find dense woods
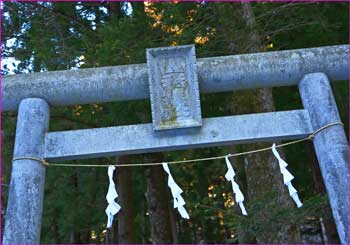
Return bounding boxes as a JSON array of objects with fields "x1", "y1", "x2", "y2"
[{"x1": 1, "y1": 2, "x2": 349, "y2": 244}]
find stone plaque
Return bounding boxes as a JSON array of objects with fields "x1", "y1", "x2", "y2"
[{"x1": 147, "y1": 45, "x2": 202, "y2": 130}]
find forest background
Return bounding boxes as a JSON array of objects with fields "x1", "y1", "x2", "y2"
[{"x1": 1, "y1": 1, "x2": 349, "y2": 244}]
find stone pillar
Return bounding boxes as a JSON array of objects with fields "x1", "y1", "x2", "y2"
[
  {"x1": 3, "y1": 98, "x2": 50, "y2": 244},
  {"x1": 298, "y1": 73, "x2": 349, "y2": 244}
]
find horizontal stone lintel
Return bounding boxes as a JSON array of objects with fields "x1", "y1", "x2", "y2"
[
  {"x1": 3, "y1": 45, "x2": 348, "y2": 111},
  {"x1": 44, "y1": 109, "x2": 313, "y2": 161}
]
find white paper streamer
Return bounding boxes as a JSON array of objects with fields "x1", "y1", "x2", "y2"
[
  {"x1": 162, "y1": 163, "x2": 190, "y2": 219},
  {"x1": 272, "y1": 144, "x2": 303, "y2": 208},
  {"x1": 105, "y1": 166, "x2": 121, "y2": 228},
  {"x1": 225, "y1": 156, "x2": 248, "y2": 215}
]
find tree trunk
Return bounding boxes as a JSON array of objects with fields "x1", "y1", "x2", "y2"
[
  {"x1": 70, "y1": 171, "x2": 82, "y2": 243},
  {"x1": 169, "y1": 205, "x2": 179, "y2": 243},
  {"x1": 115, "y1": 155, "x2": 136, "y2": 244},
  {"x1": 108, "y1": 2, "x2": 121, "y2": 20},
  {"x1": 144, "y1": 153, "x2": 173, "y2": 244},
  {"x1": 233, "y1": 2, "x2": 302, "y2": 243}
]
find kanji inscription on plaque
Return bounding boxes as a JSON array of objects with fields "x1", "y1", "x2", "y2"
[{"x1": 146, "y1": 45, "x2": 202, "y2": 130}]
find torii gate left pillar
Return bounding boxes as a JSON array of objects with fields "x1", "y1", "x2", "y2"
[{"x1": 3, "y1": 98, "x2": 50, "y2": 244}]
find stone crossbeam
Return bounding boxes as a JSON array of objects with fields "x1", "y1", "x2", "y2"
[
  {"x1": 2, "y1": 45, "x2": 348, "y2": 112},
  {"x1": 44, "y1": 109, "x2": 312, "y2": 161}
]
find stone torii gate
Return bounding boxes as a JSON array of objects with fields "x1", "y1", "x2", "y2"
[{"x1": 2, "y1": 45, "x2": 349, "y2": 244}]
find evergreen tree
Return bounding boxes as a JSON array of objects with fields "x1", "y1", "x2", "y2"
[{"x1": 1, "y1": 2, "x2": 348, "y2": 243}]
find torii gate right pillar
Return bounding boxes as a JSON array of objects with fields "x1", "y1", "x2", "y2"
[{"x1": 299, "y1": 73, "x2": 349, "y2": 244}]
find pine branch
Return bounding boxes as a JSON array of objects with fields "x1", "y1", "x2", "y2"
[{"x1": 24, "y1": 2, "x2": 98, "y2": 36}]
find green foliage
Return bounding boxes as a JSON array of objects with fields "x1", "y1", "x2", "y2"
[
  {"x1": 1, "y1": 2, "x2": 348, "y2": 243},
  {"x1": 226, "y1": 192, "x2": 331, "y2": 241}
]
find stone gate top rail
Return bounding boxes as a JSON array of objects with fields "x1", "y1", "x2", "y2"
[{"x1": 2, "y1": 45, "x2": 349, "y2": 111}]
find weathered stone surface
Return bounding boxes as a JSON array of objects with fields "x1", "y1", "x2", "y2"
[
  {"x1": 2, "y1": 45, "x2": 348, "y2": 111},
  {"x1": 2, "y1": 46, "x2": 349, "y2": 245},
  {"x1": 3, "y1": 98, "x2": 50, "y2": 244},
  {"x1": 299, "y1": 73, "x2": 349, "y2": 244},
  {"x1": 44, "y1": 110, "x2": 312, "y2": 161},
  {"x1": 147, "y1": 45, "x2": 202, "y2": 130}
]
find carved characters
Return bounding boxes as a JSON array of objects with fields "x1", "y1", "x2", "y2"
[
  {"x1": 147, "y1": 45, "x2": 202, "y2": 130},
  {"x1": 158, "y1": 56, "x2": 191, "y2": 123}
]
